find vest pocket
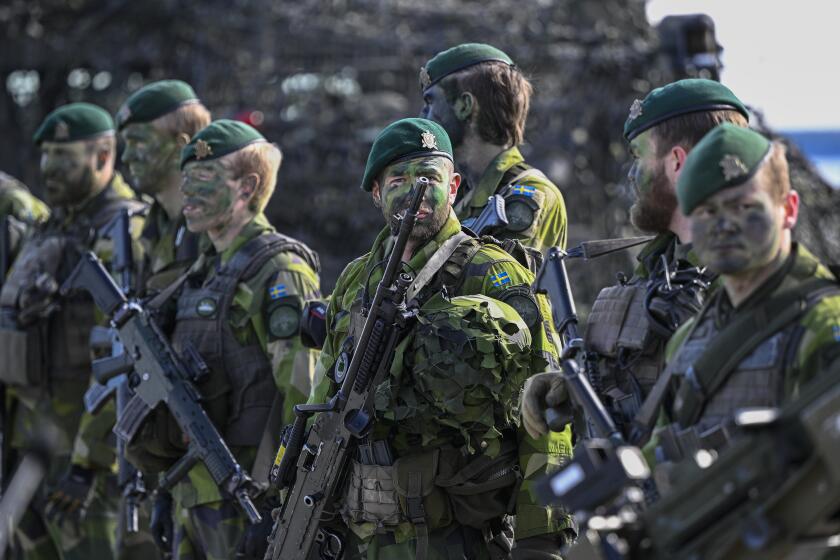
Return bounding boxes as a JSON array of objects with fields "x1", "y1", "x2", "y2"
[{"x1": 0, "y1": 322, "x2": 45, "y2": 387}]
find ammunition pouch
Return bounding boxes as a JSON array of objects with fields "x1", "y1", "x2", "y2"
[
  {"x1": 585, "y1": 284, "x2": 653, "y2": 358},
  {"x1": 343, "y1": 460, "x2": 405, "y2": 528},
  {"x1": 0, "y1": 317, "x2": 46, "y2": 387}
]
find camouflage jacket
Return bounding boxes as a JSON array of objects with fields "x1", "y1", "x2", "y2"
[
  {"x1": 310, "y1": 212, "x2": 574, "y2": 541},
  {"x1": 453, "y1": 146, "x2": 567, "y2": 252},
  {"x1": 0, "y1": 171, "x2": 50, "y2": 263},
  {"x1": 172, "y1": 213, "x2": 321, "y2": 509}
]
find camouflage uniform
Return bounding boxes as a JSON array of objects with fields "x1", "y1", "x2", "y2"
[
  {"x1": 653, "y1": 244, "x2": 840, "y2": 477},
  {"x1": 310, "y1": 213, "x2": 575, "y2": 559},
  {"x1": 158, "y1": 214, "x2": 320, "y2": 560},
  {"x1": 583, "y1": 232, "x2": 714, "y2": 437},
  {"x1": 0, "y1": 172, "x2": 146, "y2": 560},
  {"x1": 454, "y1": 147, "x2": 567, "y2": 253}
]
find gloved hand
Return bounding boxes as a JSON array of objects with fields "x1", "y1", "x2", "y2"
[
  {"x1": 521, "y1": 372, "x2": 570, "y2": 439},
  {"x1": 235, "y1": 506, "x2": 276, "y2": 559},
  {"x1": 44, "y1": 464, "x2": 96, "y2": 526},
  {"x1": 149, "y1": 490, "x2": 174, "y2": 555}
]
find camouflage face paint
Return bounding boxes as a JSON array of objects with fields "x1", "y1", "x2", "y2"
[
  {"x1": 690, "y1": 177, "x2": 783, "y2": 276},
  {"x1": 379, "y1": 156, "x2": 452, "y2": 243},
  {"x1": 181, "y1": 159, "x2": 237, "y2": 235},
  {"x1": 628, "y1": 131, "x2": 677, "y2": 234},
  {"x1": 121, "y1": 122, "x2": 181, "y2": 195},
  {"x1": 39, "y1": 140, "x2": 97, "y2": 206},
  {"x1": 420, "y1": 85, "x2": 465, "y2": 148}
]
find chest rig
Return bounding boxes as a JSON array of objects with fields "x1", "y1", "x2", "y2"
[
  {"x1": 0, "y1": 193, "x2": 143, "y2": 388},
  {"x1": 169, "y1": 232, "x2": 318, "y2": 450},
  {"x1": 584, "y1": 245, "x2": 713, "y2": 436},
  {"x1": 655, "y1": 263, "x2": 840, "y2": 463}
]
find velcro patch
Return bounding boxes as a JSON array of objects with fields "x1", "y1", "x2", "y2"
[{"x1": 268, "y1": 283, "x2": 288, "y2": 300}]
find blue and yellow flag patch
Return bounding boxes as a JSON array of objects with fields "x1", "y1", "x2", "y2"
[
  {"x1": 510, "y1": 184, "x2": 536, "y2": 197},
  {"x1": 269, "y1": 283, "x2": 288, "y2": 300},
  {"x1": 490, "y1": 271, "x2": 511, "y2": 288}
]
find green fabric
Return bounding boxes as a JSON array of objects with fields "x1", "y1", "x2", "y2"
[
  {"x1": 421, "y1": 43, "x2": 514, "y2": 90},
  {"x1": 117, "y1": 80, "x2": 199, "y2": 130},
  {"x1": 180, "y1": 119, "x2": 266, "y2": 168},
  {"x1": 677, "y1": 123, "x2": 771, "y2": 215},
  {"x1": 34, "y1": 102, "x2": 115, "y2": 145},
  {"x1": 623, "y1": 79, "x2": 748, "y2": 141},
  {"x1": 171, "y1": 213, "x2": 320, "y2": 508},
  {"x1": 0, "y1": 171, "x2": 50, "y2": 225},
  {"x1": 174, "y1": 499, "x2": 245, "y2": 560},
  {"x1": 360, "y1": 118, "x2": 453, "y2": 191},
  {"x1": 310, "y1": 212, "x2": 574, "y2": 543},
  {"x1": 453, "y1": 146, "x2": 567, "y2": 251}
]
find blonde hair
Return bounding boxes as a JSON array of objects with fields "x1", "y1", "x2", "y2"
[
  {"x1": 152, "y1": 102, "x2": 212, "y2": 138},
  {"x1": 761, "y1": 141, "x2": 790, "y2": 203},
  {"x1": 225, "y1": 142, "x2": 283, "y2": 212}
]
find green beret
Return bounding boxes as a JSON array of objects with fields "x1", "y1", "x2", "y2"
[
  {"x1": 623, "y1": 79, "x2": 748, "y2": 141},
  {"x1": 33, "y1": 103, "x2": 114, "y2": 145},
  {"x1": 117, "y1": 80, "x2": 200, "y2": 130},
  {"x1": 361, "y1": 118, "x2": 453, "y2": 192},
  {"x1": 180, "y1": 119, "x2": 266, "y2": 169},
  {"x1": 677, "y1": 123, "x2": 771, "y2": 215},
  {"x1": 420, "y1": 43, "x2": 514, "y2": 91}
]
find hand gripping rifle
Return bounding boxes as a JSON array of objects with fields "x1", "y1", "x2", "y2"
[
  {"x1": 263, "y1": 178, "x2": 429, "y2": 560},
  {"x1": 61, "y1": 251, "x2": 262, "y2": 525}
]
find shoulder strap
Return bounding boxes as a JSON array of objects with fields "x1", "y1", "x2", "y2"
[
  {"x1": 406, "y1": 231, "x2": 470, "y2": 302},
  {"x1": 673, "y1": 277, "x2": 840, "y2": 426},
  {"x1": 438, "y1": 232, "x2": 484, "y2": 297}
]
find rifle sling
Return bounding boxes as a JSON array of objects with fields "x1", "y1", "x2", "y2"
[
  {"x1": 672, "y1": 277, "x2": 840, "y2": 427},
  {"x1": 405, "y1": 232, "x2": 470, "y2": 303}
]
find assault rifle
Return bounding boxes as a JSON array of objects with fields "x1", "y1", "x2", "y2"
[
  {"x1": 264, "y1": 177, "x2": 429, "y2": 560},
  {"x1": 61, "y1": 251, "x2": 262, "y2": 525},
  {"x1": 461, "y1": 194, "x2": 508, "y2": 235},
  {"x1": 547, "y1": 359, "x2": 840, "y2": 560},
  {"x1": 80, "y1": 208, "x2": 147, "y2": 533}
]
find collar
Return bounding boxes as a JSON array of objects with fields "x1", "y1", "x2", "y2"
[
  {"x1": 208, "y1": 213, "x2": 275, "y2": 266},
  {"x1": 464, "y1": 146, "x2": 524, "y2": 209},
  {"x1": 368, "y1": 210, "x2": 463, "y2": 279}
]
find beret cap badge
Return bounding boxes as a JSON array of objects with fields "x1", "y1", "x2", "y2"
[
  {"x1": 194, "y1": 139, "x2": 213, "y2": 160},
  {"x1": 419, "y1": 67, "x2": 431, "y2": 90},
  {"x1": 720, "y1": 154, "x2": 749, "y2": 181},
  {"x1": 628, "y1": 99, "x2": 643, "y2": 121},
  {"x1": 54, "y1": 120, "x2": 70, "y2": 140},
  {"x1": 420, "y1": 130, "x2": 438, "y2": 150}
]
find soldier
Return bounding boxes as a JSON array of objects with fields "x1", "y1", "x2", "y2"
[
  {"x1": 649, "y1": 123, "x2": 840, "y2": 485},
  {"x1": 126, "y1": 119, "x2": 321, "y2": 560},
  {"x1": 0, "y1": 103, "x2": 146, "y2": 559},
  {"x1": 66, "y1": 80, "x2": 212, "y2": 560},
  {"x1": 305, "y1": 118, "x2": 574, "y2": 559},
  {"x1": 418, "y1": 43, "x2": 567, "y2": 252},
  {"x1": 0, "y1": 171, "x2": 49, "y2": 264},
  {"x1": 521, "y1": 79, "x2": 750, "y2": 441}
]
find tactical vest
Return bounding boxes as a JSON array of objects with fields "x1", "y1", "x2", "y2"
[
  {"x1": 655, "y1": 257, "x2": 840, "y2": 463},
  {"x1": 584, "y1": 246, "x2": 712, "y2": 434},
  {"x1": 0, "y1": 190, "x2": 145, "y2": 389},
  {"x1": 169, "y1": 232, "x2": 319, "y2": 452}
]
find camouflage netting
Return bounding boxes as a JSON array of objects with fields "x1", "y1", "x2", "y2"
[{"x1": 2, "y1": 0, "x2": 838, "y2": 301}]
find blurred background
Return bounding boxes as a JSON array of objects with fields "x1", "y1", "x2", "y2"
[{"x1": 2, "y1": 0, "x2": 838, "y2": 303}]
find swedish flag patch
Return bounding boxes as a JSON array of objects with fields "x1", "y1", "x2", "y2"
[
  {"x1": 510, "y1": 184, "x2": 536, "y2": 197},
  {"x1": 833, "y1": 324, "x2": 840, "y2": 342},
  {"x1": 490, "y1": 271, "x2": 511, "y2": 288},
  {"x1": 269, "y1": 283, "x2": 288, "y2": 300}
]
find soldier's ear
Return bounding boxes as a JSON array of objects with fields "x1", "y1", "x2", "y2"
[
  {"x1": 453, "y1": 92, "x2": 475, "y2": 121},
  {"x1": 371, "y1": 181, "x2": 382, "y2": 208},
  {"x1": 175, "y1": 133, "x2": 190, "y2": 149},
  {"x1": 448, "y1": 171, "x2": 461, "y2": 204},
  {"x1": 239, "y1": 173, "x2": 259, "y2": 201}
]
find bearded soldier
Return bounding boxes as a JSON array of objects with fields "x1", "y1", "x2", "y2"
[
  {"x1": 301, "y1": 118, "x2": 574, "y2": 559},
  {"x1": 419, "y1": 43, "x2": 567, "y2": 252},
  {"x1": 650, "y1": 124, "x2": 840, "y2": 487},
  {"x1": 521, "y1": 80, "x2": 750, "y2": 441},
  {"x1": 0, "y1": 103, "x2": 146, "y2": 559},
  {"x1": 122, "y1": 120, "x2": 320, "y2": 560}
]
